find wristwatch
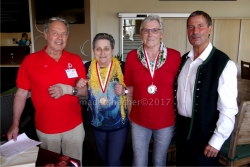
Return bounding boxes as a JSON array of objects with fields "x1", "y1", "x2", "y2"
[
  {"x1": 124, "y1": 87, "x2": 128, "y2": 95},
  {"x1": 72, "y1": 87, "x2": 78, "y2": 96}
]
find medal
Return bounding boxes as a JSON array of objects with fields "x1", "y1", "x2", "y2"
[
  {"x1": 96, "y1": 61, "x2": 113, "y2": 104},
  {"x1": 148, "y1": 84, "x2": 157, "y2": 94},
  {"x1": 100, "y1": 97, "x2": 109, "y2": 105},
  {"x1": 144, "y1": 48, "x2": 160, "y2": 94}
]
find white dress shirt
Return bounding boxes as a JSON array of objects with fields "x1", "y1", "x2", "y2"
[{"x1": 177, "y1": 43, "x2": 238, "y2": 150}]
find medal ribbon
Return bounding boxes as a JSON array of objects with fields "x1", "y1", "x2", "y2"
[
  {"x1": 96, "y1": 60, "x2": 113, "y2": 93},
  {"x1": 143, "y1": 47, "x2": 160, "y2": 83}
]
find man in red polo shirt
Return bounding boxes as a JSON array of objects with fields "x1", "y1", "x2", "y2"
[{"x1": 7, "y1": 17, "x2": 87, "y2": 165}]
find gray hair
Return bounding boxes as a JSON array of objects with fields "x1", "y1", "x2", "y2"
[
  {"x1": 140, "y1": 15, "x2": 164, "y2": 33},
  {"x1": 92, "y1": 33, "x2": 115, "y2": 50},
  {"x1": 187, "y1": 10, "x2": 212, "y2": 28},
  {"x1": 43, "y1": 17, "x2": 70, "y2": 34}
]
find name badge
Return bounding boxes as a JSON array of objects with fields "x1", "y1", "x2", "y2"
[{"x1": 65, "y1": 69, "x2": 78, "y2": 78}]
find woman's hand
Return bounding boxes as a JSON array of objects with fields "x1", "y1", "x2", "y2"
[
  {"x1": 115, "y1": 83, "x2": 125, "y2": 95},
  {"x1": 48, "y1": 84, "x2": 72, "y2": 99},
  {"x1": 76, "y1": 78, "x2": 88, "y2": 88}
]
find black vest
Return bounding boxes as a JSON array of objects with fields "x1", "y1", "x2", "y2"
[{"x1": 174, "y1": 47, "x2": 230, "y2": 141}]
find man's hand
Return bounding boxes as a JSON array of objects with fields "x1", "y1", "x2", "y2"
[
  {"x1": 204, "y1": 144, "x2": 219, "y2": 157},
  {"x1": 48, "y1": 84, "x2": 73, "y2": 99},
  {"x1": 7, "y1": 88, "x2": 29, "y2": 142},
  {"x1": 76, "y1": 78, "x2": 88, "y2": 88},
  {"x1": 7, "y1": 124, "x2": 19, "y2": 141}
]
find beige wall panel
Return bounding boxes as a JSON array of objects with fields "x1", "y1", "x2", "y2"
[
  {"x1": 0, "y1": 33, "x2": 8, "y2": 46},
  {"x1": 91, "y1": 0, "x2": 250, "y2": 57},
  {"x1": 239, "y1": 19, "x2": 250, "y2": 62},
  {"x1": 213, "y1": 19, "x2": 241, "y2": 62},
  {"x1": 186, "y1": 20, "x2": 214, "y2": 53},
  {"x1": 162, "y1": 19, "x2": 187, "y2": 55}
]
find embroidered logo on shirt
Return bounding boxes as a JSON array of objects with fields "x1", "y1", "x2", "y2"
[{"x1": 68, "y1": 63, "x2": 72, "y2": 69}]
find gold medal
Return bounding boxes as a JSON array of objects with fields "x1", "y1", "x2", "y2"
[{"x1": 100, "y1": 97, "x2": 109, "y2": 105}]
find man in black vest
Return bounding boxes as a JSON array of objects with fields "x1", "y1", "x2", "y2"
[{"x1": 175, "y1": 10, "x2": 238, "y2": 166}]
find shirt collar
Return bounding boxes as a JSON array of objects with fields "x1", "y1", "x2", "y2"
[{"x1": 187, "y1": 43, "x2": 213, "y2": 61}]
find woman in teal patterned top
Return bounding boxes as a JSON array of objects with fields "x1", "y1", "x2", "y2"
[{"x1": 77, "y1": 33, "x2": 129, "y2": 166}]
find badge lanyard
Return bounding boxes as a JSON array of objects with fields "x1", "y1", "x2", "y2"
[
  {"x1": 96, "y1": 61, "x2": 113, "y2": 93},
  {"x1": 143, "y1": 47, "x2": 160, "y2": 84}
]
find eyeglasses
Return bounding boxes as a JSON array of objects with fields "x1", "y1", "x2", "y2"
[
  {"x1": 50, "y1": 31, "x2": 68, "y2": 38},
  {"x1": 141, "y1": 28, "x2": 161, "y2": 34}
]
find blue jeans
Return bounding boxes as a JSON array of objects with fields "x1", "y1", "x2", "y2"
[
  {"x1": 92, "y1": 126, "x2": 129, "y2": 167},
  {"x1": 131, "y1": 121, "x2": 174, "y2": 167}
]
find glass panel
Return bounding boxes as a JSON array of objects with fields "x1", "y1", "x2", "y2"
[{"x1": 122, "y1": 19, "x2": 143, "y2": 61}]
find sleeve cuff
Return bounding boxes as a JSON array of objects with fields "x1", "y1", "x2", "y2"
[{"x1": 208, "y1": 134, "x2": 225, "y2": 150}]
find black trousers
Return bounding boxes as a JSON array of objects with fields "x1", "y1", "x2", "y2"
[
  {"x1": 92, "y1": 126, "x2": 129, "y2": 166},
  {"x1": 176, "y1": 114, "x2": 220, "y2": 166}
]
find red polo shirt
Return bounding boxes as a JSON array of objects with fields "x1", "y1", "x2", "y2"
[
  {"x1": 124, "y1": 48, "x2": 181, "y2": 129},
  {"x1": 16, "y1": 47, "x2": 86, "y2": 133}
]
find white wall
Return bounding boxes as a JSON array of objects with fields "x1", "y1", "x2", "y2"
[{"x1": 90, "y1": 0, "x2": 250, "y2": 56}]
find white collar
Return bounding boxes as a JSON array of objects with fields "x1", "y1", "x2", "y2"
[{"x1": 187, "y1": 43, "x2": 213, "y2": 62}]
